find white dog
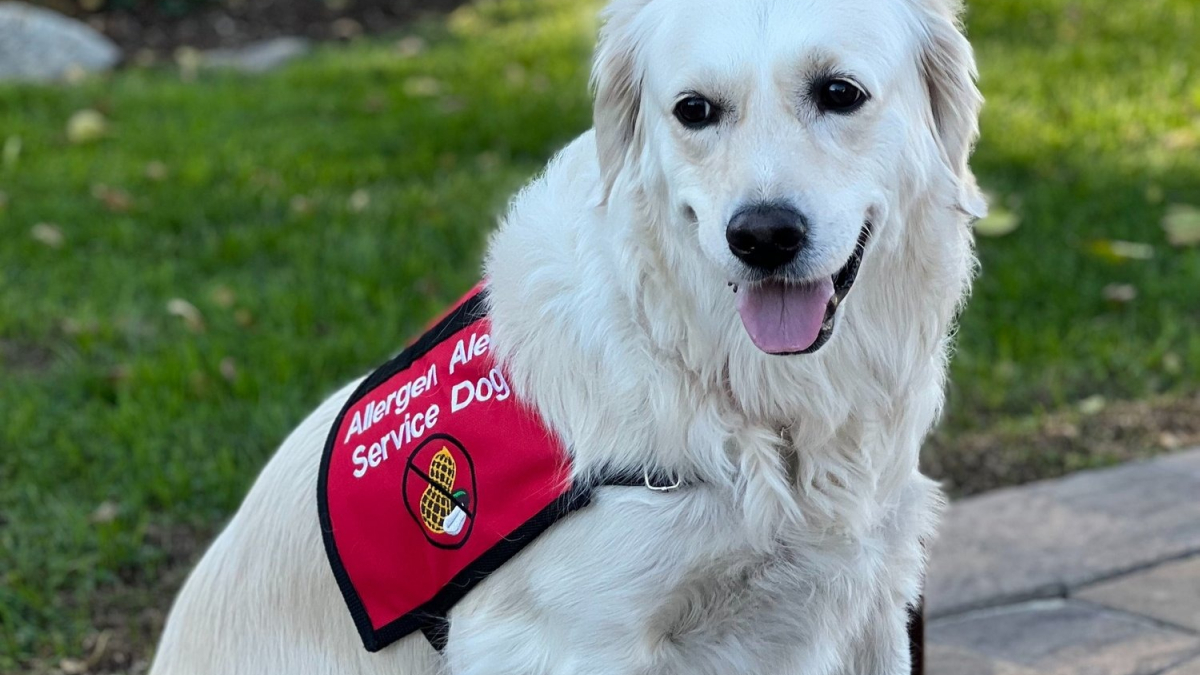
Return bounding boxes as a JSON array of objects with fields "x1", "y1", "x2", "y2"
[{"x1": 151, "y1": 0, "x2": 984, "y2": 672}]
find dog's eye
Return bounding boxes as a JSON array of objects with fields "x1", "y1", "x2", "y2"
[
  {"x1": 674, "y1": 96, "x2": 719, "y2": 128},
  {"x1": 817, "y1": 79, "x2": 867, "y2": 113}
]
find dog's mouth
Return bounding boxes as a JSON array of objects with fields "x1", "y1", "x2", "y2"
[{"x1": 733, "y1": 223, "x2": 872, "y2": 355}]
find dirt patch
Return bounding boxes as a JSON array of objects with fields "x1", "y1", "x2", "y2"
[
  {"x1": 925, "y1": 393, "x2": 1200, "y2": 497},
  {"x1": 33, "y1": 0, "x2": 467, "y2": 57},
  {"x1": 25, "y1": 523, "x2": 211, "y2": 675}
]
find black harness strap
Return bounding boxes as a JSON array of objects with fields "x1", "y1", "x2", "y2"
[{"x1": 419, "y1": 469, "x2": 693, "y2": 653}]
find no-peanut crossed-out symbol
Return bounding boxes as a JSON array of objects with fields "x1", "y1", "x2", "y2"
[{"x1": 403, "y1": 434, "x2": 477, "y2": 549}]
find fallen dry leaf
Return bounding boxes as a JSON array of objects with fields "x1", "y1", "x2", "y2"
[
  {"x1": 66, "y1": 109, "x2": 108, "y2": 144},
  {"x1": 290, "y1": 195, "x2": 313, "y2": 216},
  {"x1": 395, "y1": 36, "x2": 426, "y2": 57},
  {"x1": 1102, "y1": 283, "x2": 1137, "y2": 303},
  {"x1": 210, "y1": 285, "x2": 236, "y2": 308},
  {"x1": 89, "y1": 501, "x2": 119, "y2": 524},
  {"x1": 219, "y1": 357, "x2": 238, "y2": 382},
  {"x1": 404, "y1": 77, "x2": 442, "y2": 98},
  {"x1": 59, "y1": 657, "x2": 88, "y2": 674},
  {"x1": 60, "y1": 317, "x2": 98, "y2": 336},
  {"x1": 1078, "y1": 395, "x2": 1107, "y2": 416},
  {"x1": 1088, "y1": 239, "x2": 1155, "y2": 262},
  {"x1": 348, "y1": 189, "x2": 370, "y2": 213},
  {"x1": 1163, "y1": 204, "x2": 1200, "y2": 247},
  {"x1": 145, "y1": 160, "x2": 169, "y2": 181},
  {"x1": 972, "y1": 207, "x2": 1020, "y2": 237},
  {"x1": 78, "y1": 630, "x2": 111, "y2": 672},
  {"x1": 91, "y1": 184, "x2": 133, "y2": 213},
  {"x1": 31, "y1": 223, "x2": 65, "y2": 248},
  {"x1": 166, "y1": 298, "x2": 205, "y2": 332},
  {"x1": 233, "y1": 308, "x2": 254, "y2": 327}
]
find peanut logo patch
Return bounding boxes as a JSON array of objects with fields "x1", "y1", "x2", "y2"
[{"x1": 402, "y1": 434, "x2": 476, "y2": 549}]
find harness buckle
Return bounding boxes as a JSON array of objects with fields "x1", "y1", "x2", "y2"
[{"x1": 643, "y1": 468, "x2": 682, "y2": 492}]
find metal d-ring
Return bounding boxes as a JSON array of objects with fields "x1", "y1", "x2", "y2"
[{"x1": 644, "y1": 468, "x2": 682, "y2": 492}]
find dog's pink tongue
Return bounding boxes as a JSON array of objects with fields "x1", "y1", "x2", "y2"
[{"x1": 736, "y1": 278, "x2": 834, "y2": 354}]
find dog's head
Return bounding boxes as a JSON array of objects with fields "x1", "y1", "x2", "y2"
[{"x1": 593, "y1": 0, "x2": 985, "y2": 355}]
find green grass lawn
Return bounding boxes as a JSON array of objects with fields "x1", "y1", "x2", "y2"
[{"x1": 1, "y1": 0, "x2": 1197, "y2": 668}]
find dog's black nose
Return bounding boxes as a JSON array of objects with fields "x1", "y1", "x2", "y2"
[{"x1": 726, "y1": 204, "x2": 808, "y2": 271}]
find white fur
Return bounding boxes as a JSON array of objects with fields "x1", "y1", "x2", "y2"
[{"x1": 150, "y1": 0, "x2": 983, "y2": 673}]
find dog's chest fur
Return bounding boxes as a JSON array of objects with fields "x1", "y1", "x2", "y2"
[{"x1": 447, "y1": 475, "x2": 936, "y2": 675}]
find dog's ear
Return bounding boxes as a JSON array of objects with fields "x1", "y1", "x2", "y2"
[
  {"x1": 591, "y1": 0, "x2": 652, "y2": 204},
  {"x1": 916, "y1": 0, "x2": 987, "y2": 219}
]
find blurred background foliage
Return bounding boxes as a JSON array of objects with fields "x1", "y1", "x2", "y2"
[{"x1": 0, "y1": 0, "x2": 1197, "y2": 670}]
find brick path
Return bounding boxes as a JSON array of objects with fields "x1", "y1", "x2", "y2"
[{"x1": 926, "y1": 448, "x2": 1200, "y2": 675}]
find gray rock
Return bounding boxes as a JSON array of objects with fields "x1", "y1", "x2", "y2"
[
  {"x1": 1077, "y1": 556, "x2": 1200, "y2": 632},
  {"x1": 0, "y1": 2, "x2": 119, "y2": 82},
  {"x1": 204, "y1": 37, "x2": 311, "y2": 74},
  {"x1": 926, "y1": 448, "x2": 1200, "y2": 618},
  {"x1": 927, "y1": 599, "x2": 1200, "y2": 675}
]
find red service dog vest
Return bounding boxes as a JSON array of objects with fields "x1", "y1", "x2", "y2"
[{"x1": 319, "y1": 285, "x2": 644, "y2": 653}]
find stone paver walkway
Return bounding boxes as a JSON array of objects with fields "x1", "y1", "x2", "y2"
[{"x1": 926, "y1": 448, "x2": 1200, "y2": 675}]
